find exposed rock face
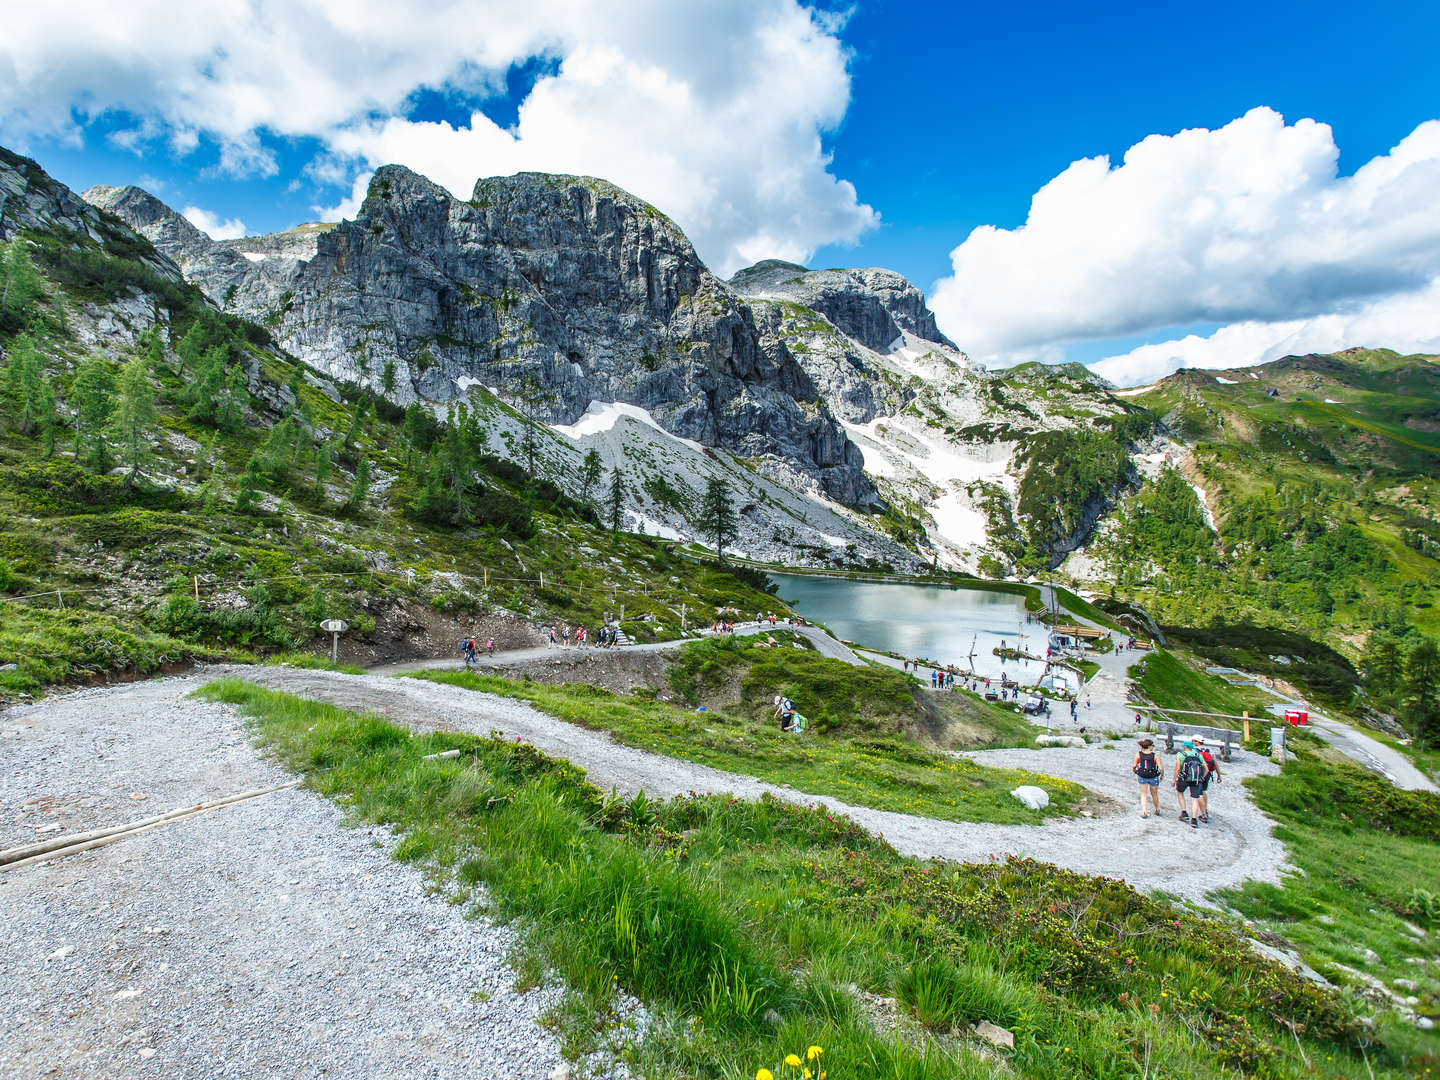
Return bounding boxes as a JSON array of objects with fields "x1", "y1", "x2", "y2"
[
  {"x1": 83, "y1": 184, "x2": 249, "y2": 301},
  {"x1": 94, "y1": 167, "x2": 875, "y2": 506},
  {"x1": 0, "y1": 150, "x2": 181, "y2": 284},
  {"x1": 729, "y1": 259, "x2": 956, "y2": 352}
]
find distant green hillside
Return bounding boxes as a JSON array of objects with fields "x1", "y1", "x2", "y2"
[{"x1": 1069, "y1": 349, "x2": 1439, "y2": 714}]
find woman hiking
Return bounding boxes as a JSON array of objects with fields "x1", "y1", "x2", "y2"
[{"x1": 1132, "y1": 737, "x2": 1163, "y2": 818}]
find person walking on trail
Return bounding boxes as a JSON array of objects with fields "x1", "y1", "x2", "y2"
[
  {"x1": 461, "y1": 637, "x2": 477, "y2": 668},
  {"x1": 548, "y1": 626, "x2": 556, "y2": 647},
  {"x1": 1133, "y1": 737, "x2": 1163, "y2": 817},
  {"x1": 485, "y1": 637, "x2": 495, "y2": 657},
  {"x1": 1194, "y1": 736, "x2": 1221, "y2": 822},
  {"x1": 1174, "y1": 739, "x2": 1208, "y2": 827}
]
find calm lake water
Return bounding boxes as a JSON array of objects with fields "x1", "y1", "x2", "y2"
[{"x1": 769, "y1": 574, "x2": 1060, "y2": 686}]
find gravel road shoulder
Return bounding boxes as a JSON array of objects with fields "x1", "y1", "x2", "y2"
[{"x1": 1, "y1": 677, "x2": 570, "y2": 1080}]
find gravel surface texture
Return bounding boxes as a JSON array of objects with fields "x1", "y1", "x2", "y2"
[
  {"x1": 1, "y1": 677, "x2": 572, "y2": 1080},
  {"x1": 230, "y1": 666, "x2": 1288, "y2": 905}
]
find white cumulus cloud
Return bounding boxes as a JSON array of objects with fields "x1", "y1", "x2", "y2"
[
  {"x1": 929, "y1": 108, "x2": 1440, "y2": 372},
  {"x1": 181, "y1": 205, "x2": 246, "y2": 240},
  {"x1": 1091, "y1": 283, "x2": 1440, "y2": 386},
  {"x1": 0, "y1": 0, "x2": 875, "y2": 275}
]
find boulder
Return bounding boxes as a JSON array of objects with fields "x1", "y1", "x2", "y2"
[
  {"x1": 1011, "y1": 785, "x2": 1050, "y2": 811},
  {"x1": 972, "y1": 1021, "x2": 1015, "y2": 1049}
]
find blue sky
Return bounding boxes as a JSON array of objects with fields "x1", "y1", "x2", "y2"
[{"x1": 4, "y1": 1, "x2": 1439, "y2": 382}]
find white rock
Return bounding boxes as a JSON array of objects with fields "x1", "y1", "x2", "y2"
[
  {"x1": 1035, "y1": 735, "x2": 1085, "y2": 748},
  {"x1": 1011, "y1": 785, "x2": 1050, "y2": 811},
  {"x1": 47, "y1": 945, "x2": 75, "y2": 960},
  {"x1": 112, "y1": 989, "x2": 140, "y2": 1001},
  {"x1": 973, "y1": 1020, "x2": 1015, "y2": 1049}
]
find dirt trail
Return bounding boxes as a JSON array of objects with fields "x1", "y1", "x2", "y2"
[
  {"x1": 229, "y1": 666, "x2": 1284, "y2": 905},
  {"x1": 374, "y1": 621, "x2": 861, "y2": 676}
]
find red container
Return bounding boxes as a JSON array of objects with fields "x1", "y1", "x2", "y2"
[{"x1": 1284, "y1": 709, "x2": 1308, "y2": 726}]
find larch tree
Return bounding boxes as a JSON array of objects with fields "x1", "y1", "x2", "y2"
[
  {"x1": 108, "y1": 351, "x2": 159, "y2": 486},
  {"x1": 71, "y1": 357, "x2": 115, "y2": 472}
]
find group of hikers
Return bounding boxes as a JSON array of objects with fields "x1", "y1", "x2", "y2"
[
  {"x1": 543, "y1": 623, "x2": 621, "y2": 648},
  {"x1": 1132, "y1": 735, "x2": 1221, "y2": 826},
  {"x1": 459, "y1": 636, "x2": 493, "y2": 667}
]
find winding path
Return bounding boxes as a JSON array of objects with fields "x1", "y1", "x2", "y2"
[
  {"x1": 227, "y1": 665, "x2": 1284, "y2": 905},
  {"x1": 375, "y1": 621, "x2": 862, "y2": 676}
]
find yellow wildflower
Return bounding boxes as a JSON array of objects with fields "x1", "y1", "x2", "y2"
[
  {"x1": 785, "y1": 1054, "x2": 802, "y2": 1068},
  {"x1": 807, "y1": 1046, "x2": 824, "y2": 1061},
  {"x1": 757, "y1": 1071, "x2": 774, "y2": 1080}
]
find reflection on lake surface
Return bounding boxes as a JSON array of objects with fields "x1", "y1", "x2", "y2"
[{"x1": 769, "y1": 574, "x2": 1060, "y2": 687}]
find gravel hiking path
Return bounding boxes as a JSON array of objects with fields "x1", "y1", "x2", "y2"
[
  {"x1": 228, "y1": 666, "x2": 1285, "y2": 905},
  {"x1": 374, "y1": 621, "x2": 860, "y2": 676},
  {"x1": 0, "y1": 678, "x2": 572, "y2": 1080}
]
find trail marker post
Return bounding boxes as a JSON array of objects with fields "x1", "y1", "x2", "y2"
[{"x1": 320, "y1": 619, "x2": 348, "y2": 665}]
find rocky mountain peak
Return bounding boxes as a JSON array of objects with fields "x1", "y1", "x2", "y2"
[
  {"x1": 83, "y1": 184, "x2": 209, "y2": 246},
  {"x1": 728, "y1": 260, "x2": 956, "y2": 353},
  {"x1": 94, "y1": 160, "x2": 875, "y2": 506}
]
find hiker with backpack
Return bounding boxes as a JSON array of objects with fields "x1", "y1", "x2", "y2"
[
  {"x1": 1194, "y1": 736, "x2": 1221, "y2": 822},
  {"x1": 772, "y1": 693, "x2": 806, "y2": 733},
  {"x1": 1132, "y1": 737, "x2": 1163, "y2": 817},
  {"x1": 1174, "y1": 739, "x2": 1208, "y2": 827}
]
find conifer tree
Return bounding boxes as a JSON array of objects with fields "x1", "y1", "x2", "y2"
[
  {"x1": 36, "y1": 376, "x2": 59, "y2": 457},
  {"x1": 607, "y1": 467, "x2": 625, "y2": 533},
  {"x1": 699, "y1": 476, "x2": 737, "y2": 561},
  {"x1": 343, "y1": 394, "x2": 369, "y2": 451},
  {"x1": 2, "y1": 333, "x2": 43, "y2": 433},
  {"x1": 435, "y1": 404, "x2": 478, "y2": 523},
  {"x1": 186, "y1": 345, "x2": 227, "y2": 422},
  {"x1": 1, "y1": 239, "x2": 40, "y2": 316},
  {"x1": 401, "y1": 401, "x2": 430, "y2": 463},
  {"x1": 311, "y1": 437, "x2": 329, "y2": 498},
  {"x1": 346, "y1": 456, "x2": 372, "y2": 514},
  {"x1": 1405, "y1": 637, "x2": 1440, "y2": 749},
  {"x1": 578, "y1": 449, "x2": 603, "y2": 511},
  {"x1": 108, "y1": 352, "x2": 158, "y2": 486},
  {"x1": 381, "y1": 359, "x2": 396, "y2": 396},
  {"x1": 235, "y1": 451, "x2": 265, "y2": 513},
  {"x1": 71, "y1": 357, "x2": 115, "y2": 472},
  {"x1": 176, "y1": 323, "x2": 206, "y2": 375},
  {"x1": 144, "y1": 330, "x2": 165, "y2": 373},
  {"x1": 216, "y1": 362, "x2": 249, "y2": 431}
]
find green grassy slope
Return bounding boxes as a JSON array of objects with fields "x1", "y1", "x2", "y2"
[{"x1": 1116, "y1": 350, "x2": 1440, "y2": 640}]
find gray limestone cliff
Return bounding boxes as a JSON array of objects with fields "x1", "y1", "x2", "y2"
[
  {"x1": 91, "y1": 167, "x2": 875, "y2": 506},
  {"x1": 729, "y1": 259, "x2": 956, "y2": 353}
]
